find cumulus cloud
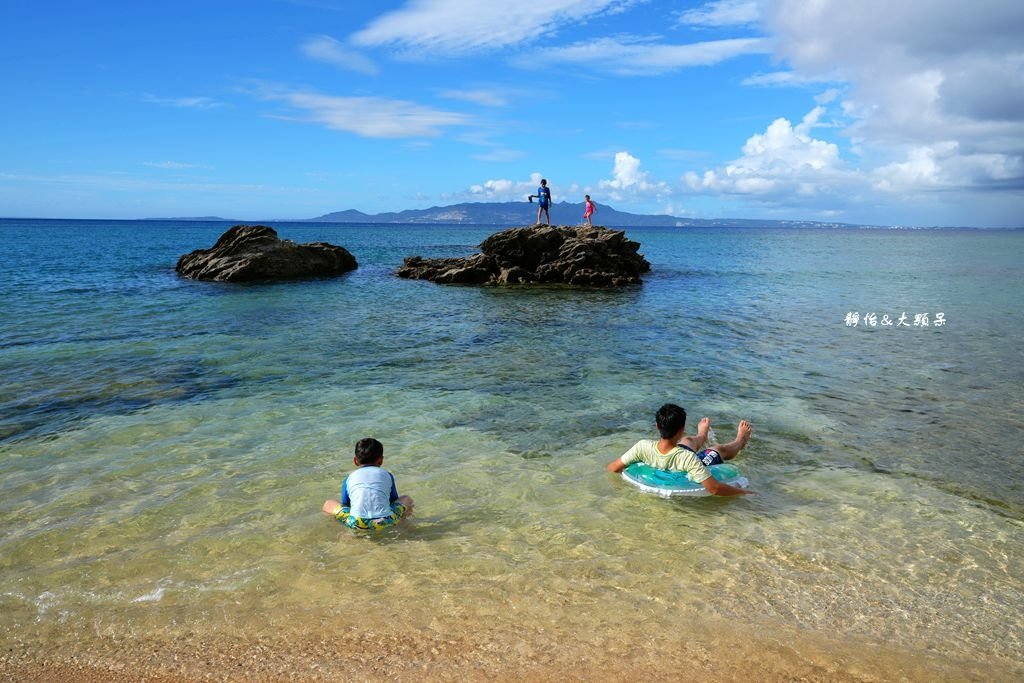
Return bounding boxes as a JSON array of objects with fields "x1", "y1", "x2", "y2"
[
  {"x1": 523, "y1": 35, "x2": 769, "y2": 76},
  {"x1": 598, "y1": 152, "x2": 670, "y2": 200},
  {"x1": 301, "y1": 35, "x2": 379, "y2": 75},
  {"x1": 872, "y1": 143, "x2": 1024, "y2": 192},
  {"x1": 677, "y1": 0, "x2": 760, "y2": 28},
  {"x1": 351, "y1": 0, "x2": 630, "y2": 55},
  {"x1": 460, "y1": 155, "x2": 672, "y2": 206},
  {"x1": 683, "y1": 105, "x2": 851, "y2": 197},
  {"x1": 681, "y1": 97, "x2": 1023, "y2": 224},
  {"x1": 762, "y1": 0, "x2": 1024, "y2": 192},
  {"x1": 465, "y1": 172, "x2": 545, "y2": 201},
  {"x1": 257, "y1": 86, "x2": 470, "y2": 138}
]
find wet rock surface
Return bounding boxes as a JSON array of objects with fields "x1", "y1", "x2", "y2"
[
  {"x1": 175, "y1": 225, "x2": 357, "y2": 282},
  {"x1": 397, "y1": 224, "x2": 650, "y2": 286}
]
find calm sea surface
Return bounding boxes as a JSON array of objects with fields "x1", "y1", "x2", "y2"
[{"x1": 1, "y1": 219, "x2": 1022, "y2": 676}]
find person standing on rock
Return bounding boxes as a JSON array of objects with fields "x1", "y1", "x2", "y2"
[
  {"x1": 583, "y1": 195, "x2": 596, "y2": 227},
  {"x1": 531, "y1": 178, "x2": 551, "y2": 225}
]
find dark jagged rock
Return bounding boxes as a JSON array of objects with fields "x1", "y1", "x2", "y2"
[
  {"x1": 397, "y1": 225, "x2": 650, "y2": 286},
  {"x1": 175, "y1": 225, "x2": 357, "y2": 282}
]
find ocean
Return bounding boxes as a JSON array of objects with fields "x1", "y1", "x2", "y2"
[{"x1": 1, "y1": 219, "x2": 1022, "y2": 679}]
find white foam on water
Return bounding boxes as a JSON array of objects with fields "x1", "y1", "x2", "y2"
[{"x1": 131, "y1": 586, "x2": 165, "y2": 603}]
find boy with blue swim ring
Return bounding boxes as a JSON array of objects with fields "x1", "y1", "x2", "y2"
[
  {"x1": 607, "y1": 403, "x2": 754, "y2": 496},
  {"x1": 322, "y1": 438, "x2": 414, "y2": 530}
]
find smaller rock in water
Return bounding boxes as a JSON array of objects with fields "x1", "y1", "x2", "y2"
[
  {"x1": 397, "y1": 225, "x2": 650, "y2": 287},
  {"x1": 175, "y1": 225, "x2": 358, "y2": 282}
]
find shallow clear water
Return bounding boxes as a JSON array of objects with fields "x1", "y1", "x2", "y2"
[{"x1": 1, "y1": 219, "x2": 1022, "y2": 676}]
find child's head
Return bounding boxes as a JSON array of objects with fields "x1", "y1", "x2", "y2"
[
  {"x1": 354, "y1": 437, "x2": 384, "y2": 466},
  {"x1": 540, "y1": 178, "x2": 547, "y2": 186},
  {"x1": 585, "y1": 195, "x2": 590, "y2": 201},
  {"x1": 655, "y1": 403, "x2": 686, "y2": 438}
]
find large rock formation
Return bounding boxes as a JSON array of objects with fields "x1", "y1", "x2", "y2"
[
  {"x1": 397, "y1": 225, "x2": 650, "y2": 286},
  {"x1": 176, "y1": 225, "x2": 357, "y2": 282}
]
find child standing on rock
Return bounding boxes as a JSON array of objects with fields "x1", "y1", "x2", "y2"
[
  {"x1": 583, "y1": 195, "x2": 596, "y2": 226},
  {"x1": 531, "y1": 178, "x2": 551, "y2": 225}
]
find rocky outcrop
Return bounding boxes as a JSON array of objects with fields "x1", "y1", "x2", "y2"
[
  {"x1": 397, "y1": 225, "x2": 650, "y2": 286},
  {"x1": 176, "y1": 225, "x2": 357, "y2": 282}
]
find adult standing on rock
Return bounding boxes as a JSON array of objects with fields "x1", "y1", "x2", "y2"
[{"x1": 531, "y1": 178, "x2": 551, "y2": 225}]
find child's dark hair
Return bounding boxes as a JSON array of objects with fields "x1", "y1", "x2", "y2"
[
  {"x1": 655, "y1": 404, "x2": 686, "y2": 438},
  {"x1": 354, "y1": 437, "x2": 384, "y2": 465}
]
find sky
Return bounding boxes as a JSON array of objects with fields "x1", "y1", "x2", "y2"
[{"x1": 1, "y1": 0, "x2": 1023, "y2": 227}]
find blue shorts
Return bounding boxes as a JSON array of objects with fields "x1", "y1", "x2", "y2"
[{"x1": 697, "y1": 448, "x2": 723, "y2": 466}]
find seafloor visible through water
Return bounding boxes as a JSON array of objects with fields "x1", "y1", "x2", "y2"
[{"x1": 1, "y1": 219, "x2": 1022, "y2": 680}]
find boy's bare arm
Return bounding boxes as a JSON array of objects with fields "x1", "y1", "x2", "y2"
[
  {"x1": 701, "y1": 478, "x2": 753, "y2": 496},
  {"x1": 607, "y1": 458, "x2": 627, "y2": 473}
]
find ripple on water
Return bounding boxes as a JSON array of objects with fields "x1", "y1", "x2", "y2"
[{"x1": 1, "y1": 221, "x2": 1022, "y2": 676}]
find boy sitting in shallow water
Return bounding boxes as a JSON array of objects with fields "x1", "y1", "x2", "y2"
[
  {"x1": 323, "y1": 438, "x2": 414, "y2": 530},
  {"x1": 607, "y1": 403, "x2": 753, "y2": 496}
]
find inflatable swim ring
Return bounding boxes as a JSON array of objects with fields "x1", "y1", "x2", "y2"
[{"x1": 622, "y1": 462, "x2": 749, "y2": 498}]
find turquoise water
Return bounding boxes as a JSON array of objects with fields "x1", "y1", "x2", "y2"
[{"x1": 1, "y1": 219, "x2": 1022, "y2": 675}]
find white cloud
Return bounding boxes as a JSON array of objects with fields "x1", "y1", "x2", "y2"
[
  {"x1": 458, "y1": 156, "x2": 679, "y2": 212},
  {"x1": 683, "y1": 106, "x2": 849, "y2": 197},
  {"x1": 682, "y1": 97, "x2": 1023, "y2": 224},
  {"x1": 464, "y1": 172, "x2": 544, "y2": 201},
  {"x1": 741, "y1": 70, "x2": 839, "y2": 88},
  {"x1": 741, "y1": 106, "x2": 838, "y2": 171},
  {"x1": 301, "y1": 35, "x2": 379, "y2": 75},
  {"x1": 815, "y1": 89, "x2": 840, "y2": 105},
  {"x1": 872, "y1": 142, "x2": 1024, "y2": 192},
  {"x1": 761, "y1": 0, "x2": 1024, "y2": 194},
  {"x1": 258, "y1": 86, "x2": 471, "y2": 138},
  {"x1": 438, "y1": 88, "x2": 508, "y2": 107},
  {"x1": 351, "y1": 0, "x2": 630, "y2": 55},
  {"x1": 598, "y1": 151, "x2": 670, "y2": 200},
  {"x1": 677, "y1": 0, "x2": 760, "y2": 28},
  {"x1": 142, "y1": 94, "x2": 222, "y2": 109},
  {"x1": 461, "y1": 153, "x2": 674, "y2": 207},
  {"x1": 524, "y1": 35, "x2": 768, "y2": 76}
]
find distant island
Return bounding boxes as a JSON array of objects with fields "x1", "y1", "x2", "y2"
[
  {"x1": 144, "y1": 201, "x2": 1013, "y2": 229},
  {"x1": 307, "y1": 201, "x2": 883, "y2": 229}
]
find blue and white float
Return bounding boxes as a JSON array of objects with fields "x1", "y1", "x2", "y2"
[{"x1": 622, "y1": 462, "x2": 749, "y2": 497}]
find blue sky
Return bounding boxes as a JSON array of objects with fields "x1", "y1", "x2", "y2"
[{"x1": 2, "y1": 0, "x2": 1022, "y2": 226}]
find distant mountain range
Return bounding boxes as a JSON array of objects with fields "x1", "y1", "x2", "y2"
[
  {"x1": 308, "y1": 201, "x2": 880, "y2": 229},
  {"x1": 148, "y1": 201, "x2": 1009, "y2": 229}
]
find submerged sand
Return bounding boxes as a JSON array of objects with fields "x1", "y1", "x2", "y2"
[{"x1": 3, "y1": 613, "x2": 1017, "y2": 682}]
